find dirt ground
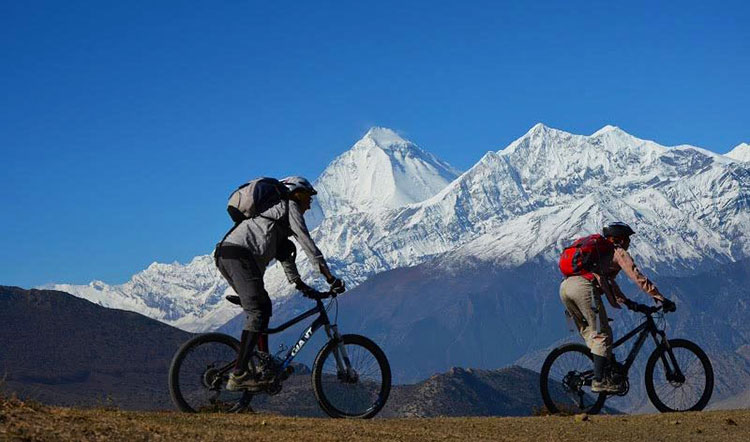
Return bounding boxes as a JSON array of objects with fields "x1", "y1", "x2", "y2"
[{"x1": 2, "y1": 396, "x2": 749, "y2": 442}]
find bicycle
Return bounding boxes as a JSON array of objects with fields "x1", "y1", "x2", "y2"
[
  {"x1": 539, "y1": 303, "x2": 713, "y2": 415},
  {"x1": 168, "y1": 289, "x2": 391, "y2": 418}
]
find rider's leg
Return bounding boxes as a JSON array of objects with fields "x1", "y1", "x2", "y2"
[
  {"x1": 216, "y1": 255, "x2": 272, "y2": 375},
  {"x1": 593, "y1": 354, "x2": 607, "y2": 381},
  {"x1": 567, "y1": 282, "x2": 620, "y2": 393},
  {"x1": 595, "y1": 293, "x2": 617, "y2": 376},
  {"x1": 257, "y1": 334, "x2": 269, "y2": 353},
  {"x1": 560, "y1": 276, "x2": 614, "y2": 374},
  {"x1": 234, "y1": 330, "x2": 259, "y2": 375},
  {"x1": 234, "y1": 282, "x2": 271, "y2": 375}
]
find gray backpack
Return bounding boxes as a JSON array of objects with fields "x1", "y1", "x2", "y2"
[{"x1": 227, "y1": 177, "x2": 289, "y2": 224}]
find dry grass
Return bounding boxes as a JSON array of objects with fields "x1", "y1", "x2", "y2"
[{"x1": 1, "y1": 394, "x2": 749, "y2": 442}]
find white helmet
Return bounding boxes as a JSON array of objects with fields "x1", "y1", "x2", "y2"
[{"x1": 280, "y1": 176, "x2": 317, "y2": 195}]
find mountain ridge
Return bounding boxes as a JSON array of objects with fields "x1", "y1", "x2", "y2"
[
  {"x1": 727, "y1": 142, "x2": 750, "y2": 162},
  {"x1": 307, "y1": 126, "x2": 461, "y2": 226},
  {"x1": 44, "y1": 124, "x2": 750, "y2": 332}
]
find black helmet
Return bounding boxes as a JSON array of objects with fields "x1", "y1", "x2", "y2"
[{"x1": 603, "y1": 222, "x2": 635, "y2": 238}]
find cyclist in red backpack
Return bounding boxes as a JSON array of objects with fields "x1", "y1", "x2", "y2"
[{"x1": 559, "y1": 222, "x2": 676, "y2": 393}]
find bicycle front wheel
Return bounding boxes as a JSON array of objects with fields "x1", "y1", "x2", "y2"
[
  {"x1": 312, "y1": 334, "x2": 391, "y2": 418},
  {"x1": 645, "y1": 338, "x2": 713, "y2": 412},
  {"x1": 540, "y1": 343, "x2": 607, "y2": 415}
]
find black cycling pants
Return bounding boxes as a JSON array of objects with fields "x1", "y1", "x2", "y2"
[{"x1": 215, "y1": 246, "x2": 271, "y2": 332}]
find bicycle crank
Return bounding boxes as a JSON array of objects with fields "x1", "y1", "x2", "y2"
[{"x1": 615, "y1": 378, "x2": 630, "y2": 397}]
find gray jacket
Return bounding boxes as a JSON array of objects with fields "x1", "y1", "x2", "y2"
[{"x1": 222, "y1": 199, "x2": 328, "y2": 279}]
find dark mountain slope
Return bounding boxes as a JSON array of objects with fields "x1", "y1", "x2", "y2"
[
  {"x1": 383, "y1": 366, "x2": 554, "y2": 417},
  {"x1": 0, "y1": 286, "x2": 191, "y2": 409},
  {"x1": 220, "y1": 257, "x2": 750, "y2": 413},
  {"x1": 221, "y1": 260, "x2": 567, "y2": 383},
  {"x1": 245, "y1": 366, "x2": 573, "y2": 418}
]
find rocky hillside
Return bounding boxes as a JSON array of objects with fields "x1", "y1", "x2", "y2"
[
  {"x1": 383, "y1": 366, "x2": 560, "y2": 418},
  {"x1": 0, "y1": 286, "x2": 191, "y2": 410}
]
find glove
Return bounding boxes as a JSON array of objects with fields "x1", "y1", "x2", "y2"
[
  {"x1": 636, "y1": 304, "x2": 654, "y2": 314},
  {"x1": 661, "y1": 298, "x2": 676, "y2": 313},
  {"x1": 329, "y1": 277, "x2": 346, "y2": 294},
  {"x1": 625, "y1": 300, "x2": 653, "y2": 314}
]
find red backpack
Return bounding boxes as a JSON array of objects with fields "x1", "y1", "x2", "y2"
[{"x1": 559, "y1": 234, "x2": 614, "y2": 278}]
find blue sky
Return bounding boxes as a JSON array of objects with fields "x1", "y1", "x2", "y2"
[{"x1": 1, "y1": 0, "x2": 748, "y2": 287}]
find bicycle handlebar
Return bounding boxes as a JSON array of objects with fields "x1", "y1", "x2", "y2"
[
  {"x1": 628, "y1": 303, "x2": 663, "y2": 315},
  {"x1": 224, "y1": 288, "x2": 340, "y2": 307},
  {"x1": 302, "y1": 289, "x2": 338, "y2": 300}
]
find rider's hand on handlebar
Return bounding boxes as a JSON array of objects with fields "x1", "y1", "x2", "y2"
[
  {"x1": 300, "y1": 287, "x2": 319, "y2": 298},
  {"x1": 624, "y1": 300, "x2": 656, "y2": 314},
  {"x1": 660, "y1": 298, "x2": 676, "y2": 313},
  {"x1": 329, "y1": 277, "x2": 346, "y2": 294},
  {"x1": 637, "y1": 304, "x2": 657, "y2": 314}
]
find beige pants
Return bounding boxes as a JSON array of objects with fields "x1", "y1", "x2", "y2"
[{"x1": 560, "y1": 276, "x2": 612, "y2": 358}]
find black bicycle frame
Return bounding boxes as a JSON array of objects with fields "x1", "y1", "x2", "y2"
[
  {"x1": 611, "y1": 313, "x2": 680, "y2": 378},
  {"x1": 262, "y1": 298, "x2": 338, "y2": 372},
  {"x1": 215, "y1": 298, "x2": 344, "y2": 383}
]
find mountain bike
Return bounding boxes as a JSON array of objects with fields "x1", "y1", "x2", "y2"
[
  {"x1": 540, "y1": 303, "x2": 713, "y2": 414},
  {"x1": 168, "y1": 289, "x2": 391, "y2": 418}
]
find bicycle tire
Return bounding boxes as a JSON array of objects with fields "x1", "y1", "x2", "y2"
[
  {"x1": 540, "y1": 343, "x2": 607, "y2": 415},
  {"x1": 644, "y1": 338, "x2": 713, "y2": 412},
  {"x1": 168, "y1": 332, "x2": 240, "y2": 413},
  {"x1": 312, "y1": 334, "x2": 391, "y2": 419}
]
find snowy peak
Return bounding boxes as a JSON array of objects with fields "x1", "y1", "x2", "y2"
[
  {"x1": 497, "y1": 123, "x2": 725, "y2": 198},
  {"x1": 311, "y1": 127, "x2": 460, "y2": 218},
  {"x1": 356, "y1": 127, "x2": 410, "y2": 151},
  {"x1": 727, "y1": 143, "x2": 750, "y2": 162},
  {"x1": 518, "y1": 122, "x2": 567, "y2": 141},
  {"x1": 591, "y1": 124, "x2": 619, "y2": 136}
]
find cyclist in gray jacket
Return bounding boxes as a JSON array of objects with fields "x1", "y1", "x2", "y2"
[{"x1": 214, "y1": 176, "x2": 345, "y2": 391}]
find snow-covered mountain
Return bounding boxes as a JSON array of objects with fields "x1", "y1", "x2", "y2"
[
  {"x1": 48, "y1": 255, "x2": 239, "y2": 331},
  {"x1": 45, "y1": 124, "x2": 750, "y2": 332},
  {"x1": 727, "y1": 142, "x2": 750, "y2": 163},
  {"x1": 305, "y1": 127, "x2": 460, "y2": 228},
  {"x1": 306, "y1": 123, "x2": 749, "y2": 279},
  {"x1": 44, "y1": 128, "x2": 459, "y2": 331}
]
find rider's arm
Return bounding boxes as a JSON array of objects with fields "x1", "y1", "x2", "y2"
[
  {"x1": 594, "y1": 274, "x2": 624, "y2": 309},
  {"x1": 287, "y1": 200, "x2": 334, "y2": 280},
  {"x1": 277, "y1": 253, "x2": 314, "y2": 293},
  {"x1": 608, "y1": 278, "x2": 633, "y2": 307},
  {"x1": 613, "y1": 248, "x2": 665, "y2": 302},
  {"x1": 275, "y1": 237, "x2": 303, "y2": 285},
  {"x1": 279, "y1": 254, "x2": 302, "y2": 285}
]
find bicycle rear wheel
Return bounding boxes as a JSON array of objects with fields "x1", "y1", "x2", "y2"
[
  {"x1": 540, "y1": 343, "x2": 607, "y2": 415},
  {"x1": 645, "y1": 338, "x2": 713, "y2": 412},
  {"x1": 312, "y1": 334, "x2": 391, "y2": 418},
  {"x1": 168, "y1": 333, "x2": 247, "y2": 413}
]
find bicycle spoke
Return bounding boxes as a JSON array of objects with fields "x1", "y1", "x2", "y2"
[
  {"x1": 172, "y1": 338, "x2": 245, "y2": 412},
  {"x1": 649, "y1": 345, "x2": 707, "y2": 411},
  {"x1": 317, "y1": 340, "x2": 386, "y2": 417},
  {"x1": 544, "y1": 347, "x2": 600, "y2": 414}
]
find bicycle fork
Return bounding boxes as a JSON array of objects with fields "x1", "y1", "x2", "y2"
[
  {"x1": 326, "y1": 324, "x2": 358, "y2": 383},
  {"x1": 655, "y1": 331, "x2": 685, "y2": 383}
]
